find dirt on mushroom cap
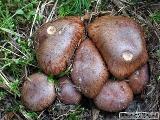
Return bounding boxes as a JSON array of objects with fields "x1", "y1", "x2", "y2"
[
  {"x1": 71, "y1": 40, "x2": 109, "y2": 98},
  {"x1": 35, "y1": 16, "x2": 84, "y2": 75},
  {"x1": 21, "y1": 73, "x2": 56, "y2": 111},
  {"x1": 88, "y1": 16, "x2": 148, "y2": 79}
]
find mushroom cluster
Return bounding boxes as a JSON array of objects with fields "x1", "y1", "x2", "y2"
[{"x1": 21, "y1": 16, "x2": 149, "y2": 112}]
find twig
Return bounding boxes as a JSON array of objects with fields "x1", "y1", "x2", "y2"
[
  {"x1": 92, "y1": 108, "x2": 100, "y2": 120},
  {"x1": 0, "y1": 83, "x2": 7, "y2": 89},
  {"x1": 54, "y1": 109, "x2": 76, "y2": 120},
  {"x1": 0, "y1": 112, "x2": 15, "y2": 120},
  {"x1": 132, "y1": 11, "x2": 160, "y2": 41},
  {"x1": 37, "y1": 111, "x2": 45, "y2": 119},
  {"x1": 6, "y1": 41, "x2": 28, "y2": 58},
  {"x1": 89, "y1": 0, "x2": 101, "y2": 23},
  {"x1": 95, "y1": 0, "x2": 101, "y2": 13},
  {"x1": 0, "y1": 71, "x2": 10, "y2": 87},
  {"x1": 0, "y1": 71, "x2": 17, "y2": 96},
  {"x1": 39, "y1": 0, "x2": 51, "y2": 16},
  {"x1": 0, "y1": 45, "x2": 21, "y2": 57},
  {"x1": 14, "y1": 112, "x2": 24, "y2": 120}
]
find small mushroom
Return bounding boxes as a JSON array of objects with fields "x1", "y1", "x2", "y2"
[
  {"x1": 94, "y1": 80, "x2": 133, "y2": 112},
  {"x1": 21, "y1": 73, "x2": 56, "y2": 111},
  {"x1": 128, "y1": 64, "x2": 149, "y2": 94},
  {"x1": 88, "y1": 16, "x2": 148, "y2": 79},
  {"x1": 71, "y1": 40, "x2": 108, "y2": 98},
  {"x1": 57, "y1": 77, "x2": 82, "y2": 104},
  {"x1": 35, "y1": 16, "x2": 84, "y2": 75}
]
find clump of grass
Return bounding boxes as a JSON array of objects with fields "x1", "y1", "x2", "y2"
[
  {"x1": 58, "y1": 0, "x2": 91, "y2": 16},
  {"x1": 0, "y1": 0, "x2": 41, "y2": 118},
  {"x1": 0, "y1": 90, "x2": 7, "y2": 100},
  {"x1": 5, "y1": 101, "x2": 38, "y2": 120},
  {"x1": 19, "y1": 105, "x2": 38, "y2": 120},
  {"x1": 0, "y1": 0, "x2": 42, "y2": 30},
  {"x1": 0, "y1": 0, "x2": 91, "y2": 119},
  {"x1": 0, "y1": 39, "x2": 36, "y2": 79},
  {"x1": 0, "y1": 0, "x2": 39, "y2": 80},
  {"x1": 67, "y1": 106, "x2": 85, "y2": 120},
  {"x1": 150, "y1": 10, "x2": 160, "y2": 23}
]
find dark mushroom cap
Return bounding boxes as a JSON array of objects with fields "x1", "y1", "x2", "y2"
[
  {"x1": 88, "y1": 16, "x2": 148, "y2": 79},
  {"x1": 35, "y1": 16, "x2": 84, "y2": 75},
  {"x1": 21, "y1": 73, "x2": 56, "y2": 111},
  {"x1": 58, "y1": 77, "x2": 82, "y2": 104},
  {"x1": 71, "y1": 40, "x2": 108, "y2": 98},
  {"x1": 94, "y1": 80, "x2": 133, "y2": 112},
  {"x1": 128, "y1": 64, "x2": 149, "y2": 94}
]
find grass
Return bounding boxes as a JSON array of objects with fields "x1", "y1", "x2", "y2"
[
  {"x1": 150, "y1": 10, "x2": 160, "y2": 23},
  {"x1": 0, "y1": 0, "x2": 91, "y2": 119},
  {"x1": 67, "y1": 106, "x2": 85, "y2": 120},
  {"x1": 0, "y1": 0, "x2": 47, "y2": 119},
  {"x1": 58, "y1": 0, "x2": 91, "y2": 16},
  {"x1": 0, "y1": 90, "x2": 7, "y2": 101},
  {"x1": 0, "y1": 0, "x2": 159, "y2": 119},
  {"x1": 150, "y1": 10, "x2": 160, "y2": 81}
]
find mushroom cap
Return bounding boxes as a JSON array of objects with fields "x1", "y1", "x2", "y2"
[
  {"x1": 58, "y1": 77, "x2": 82, "y2": 104},
  {"x1": 88, "y1": 16, "x2": 148, "y2": 79},
  {"x1": 35, "y1": 16, "x2": 84, "y2": 75},
  {"x1": 94, "y1": 80, "x2": 133, "y2": 112},
  {"x1": 21, "y1": 73, "x2": 56, "y2": 111},
  {"x1": 71, "y1": 40, "x2": 108, "y2": 98},
  {"x1": 128, "y1": 64, "x2": 149, "y2": 94}
]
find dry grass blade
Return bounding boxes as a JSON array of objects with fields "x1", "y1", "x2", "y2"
[
  {"x1": 112, "y1": 0, "x2": 128, "y2": 15},
  {"x1": 92, "y1": 108, "x2": 100, "y2": 120},
  {"x1": 0, "y1": 27, "x2": 24, "y2": 38},
  {"x1": 89, "y1": 0, "x2": 101, "y2": 23},
  {"x1": 1, "y1": 112, "x2": 15, "y2": 120},
  {"x1": 46, "y1": 0, "x2": 59, "y2": 22},
  {"x1": 54, "y1": 109, "x2": 77, "y2": 120},
  {"x1": 0, "y1": 84, "x2": 7, "y2": 89},
  {"x1": 29, "y1": 1, "x2": 42, "y2": 38}
]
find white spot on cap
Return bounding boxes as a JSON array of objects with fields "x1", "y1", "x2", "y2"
[
  {"x1": 122, "y1": 51, "x2": 133, "y2": 61},
  {"x1": 47, "y1": 26, "x2": 56, "y2": 35},
  {"x1": 58, "y1": 30, "x2": 62, "y2": 35},
  {"x1": 78, "y1": 78, "x2": 82, "y2": 83}
]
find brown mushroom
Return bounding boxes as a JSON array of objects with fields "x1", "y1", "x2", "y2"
[
  {"x1": 35, "y1": 16, "x2": 84, "y2": 75},
  {"x1": 128, "y1": 64, "x2": 149, "y2": 94},
  {"x1": 57, "y1": 76, "x2": 82, "y2": 104},
  {"x1": 88, "y1": 16, "x2": 148, "y2": 79},
  {"x1": 71, "y1": 40, "x2": 108, "y2": 98},
  {"x1": 21, "y1": 73, "x2": 56, "y2": 111},
  {"x1": 94, "y1": 80, "x2": 133, "y2": 112}
]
